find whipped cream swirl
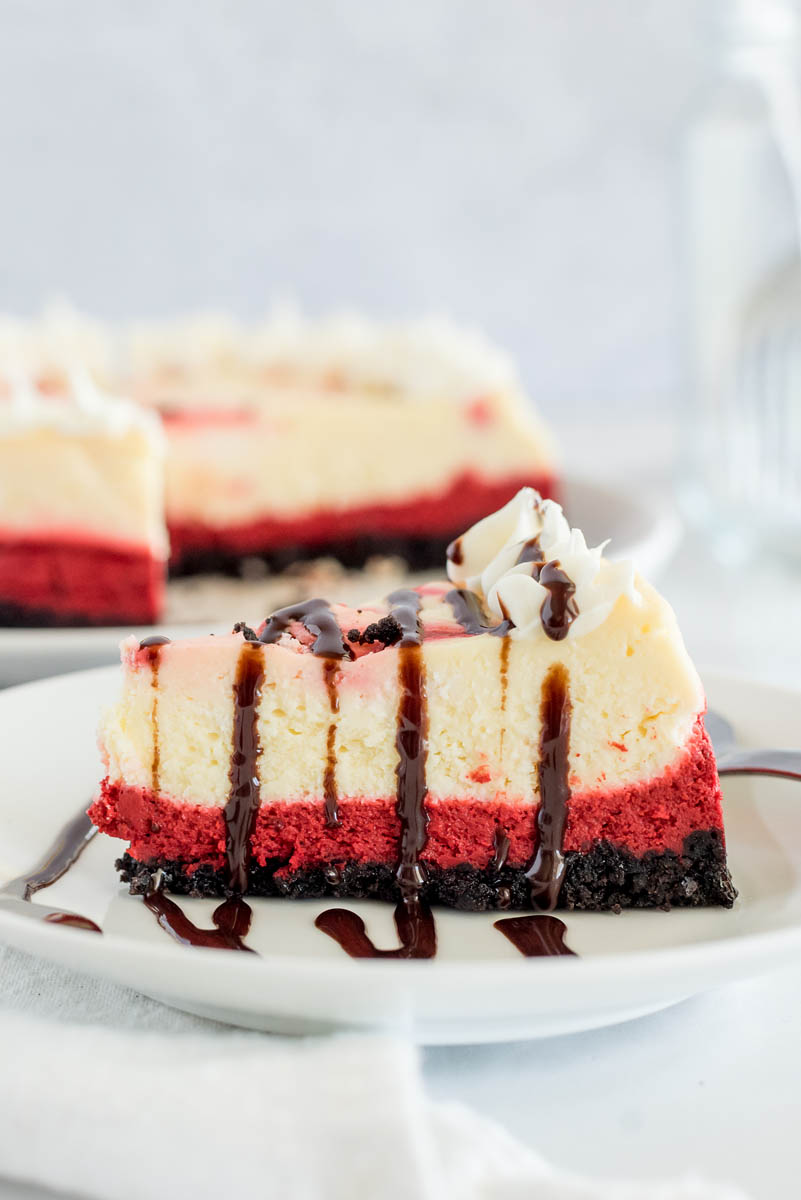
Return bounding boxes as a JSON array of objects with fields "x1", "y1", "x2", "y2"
[{"x1": 446, "y1": 488, "x2": 639, "y2": 640}]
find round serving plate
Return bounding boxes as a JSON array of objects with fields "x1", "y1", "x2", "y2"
[
  {"x1": 0, "y1": 667, "x2": 795, "y2": 1044},
  {"x1": 0, "y1": 476, "x2": 680, "y2": 686}
]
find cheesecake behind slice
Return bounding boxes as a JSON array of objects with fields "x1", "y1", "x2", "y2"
[
  {"x1": 91, "y1": 489, "x2": 735, "y2": 912},
  {"x1": 0, "y1": 374, "x2": 167, "y2": 627}
]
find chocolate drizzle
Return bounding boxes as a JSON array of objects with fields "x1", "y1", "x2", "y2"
[
  {"x1": 143, "y1": 640, "x2": 166, "y2": 792},
  {"x1": 315, "y1": 900, "x2": 436, "y2": 958},
  {"x1": 0, "y1": 808, "x2": 101, "y2": 933},
  {"x1": 499, "y1": 634, "x2": 510, "y2": 757},
  {"x1": 144, "y1": 887, "x2": 254, "y2": 951},
  {"x1": 260, "y1": 598, "x2": 352, "y2": 659},
  {"x1": 538, "y1": 562, "x2": 578, "y2": 641},
  {"x1": 490, "y1": 828, "x2": 510, "y2": 873},
  {"x1": 225, "y1": 642, "x2": 266, "y2": 895},
  {"x1": 446, "y1": 536, "x2": 464, "y2": 567},
  {"x1": 446, "y1": 589, "x2": 511, "y2": 638},
  {"x1": 387, "y1": 590, "x2": 429, "y2": 898},
  {"x1": 260, "y1": 600, "x2": 351, "y2": 831},
  {"x1": 322, "y1": 658, "x2": 341, "y2": 828},
  {"x1": 494, "y1": 914, "x2": 576, "y2": 957},
  {"x1": 142, "y1": 636, "x2": 265, "y2": 948},
  {"x1": 526, "y1": 663, "x2": 572, "y2": 910},
  {"x1": 515, "y1": 537, "x2": 543, "y2": 566},
  {"x1": 316, "y1": 587, "x2": 436, "y2": 957}
]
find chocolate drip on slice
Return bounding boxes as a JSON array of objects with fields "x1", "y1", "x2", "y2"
[
  {"x1": 490, "y1": 828, "x2": 511, "y2": 873},
  {"x1": 315, "y1": 586, "x2": 437, "y2": 959},
  {"x1": 446, "y1": 589, "x2": 511, "y2": 638},
  {"x1": 225, "y1": 642, "x2": 266, "y2": 895},
  {"x1": 315, "y1": 899, "x2": 436, "y2": 958},
  {"x1": 499, "y1": 635, "x2": 510, "y2": 758},
  {"x1": 515, "y1": 537, "x2": 543, "y2": 566},
  {"x1": 145, "y1": 887, "x2": 254, "y2": 951},
  {"x1": 387, "y1": 589, "x2": 429, "y2": 898},
  {"x1": 494, "y1": 914, "x2": 576, "y2": 957},
  {"x1": 143, "y1": 641, "x2": 165, "y2": 793},
  {"x1": 386, "y1": 588, "x2": 424, "y2": 648},
  {"x1": 0, "y1": 808, "x2": 101, "y2": 933},
  {"x1": 322, "y1": 659, "x2": 341, "y2": 828},
  {"x1": 526, "y1": 663, "x2": 572, "y2": 910},
  {"x1": 260, "y1": 598, "x2": 351, "y2": 659},
  {"x1": 446, "y1": 589, "x2": 491, "y2": 635},
  {"x1": 538, "y1": 561, "x2": 578, "y2": 641}
]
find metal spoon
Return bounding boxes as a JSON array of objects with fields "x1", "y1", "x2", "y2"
[{"x1": 705, "y1": 711, "x2": 801, "y2": 782}]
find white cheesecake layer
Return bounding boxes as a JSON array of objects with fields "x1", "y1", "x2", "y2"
[
  {"x1": 163, "y1": 390, "x2": 554, "y2": 527},
  {"x1": 0, "y1": 424, "x2": 167, "y2": 555},
  {"x1": 100, "y1": 578, "x2": 704, "y2": 808}
]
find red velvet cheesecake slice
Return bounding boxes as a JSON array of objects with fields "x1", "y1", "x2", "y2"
[
  {"x1": 0, "y1": 375, "x2": 167, "y2": 626},
  {"x1": 92, "y1": 489, "x2": 735, "y2": 912}
]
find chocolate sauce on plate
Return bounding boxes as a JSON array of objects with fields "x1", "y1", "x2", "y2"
[
  {"x1": 315, "y1": 899, "x2": 436, "y2": 958},
  {"x1": 494, "y1": 914, "x2": 576, "y2": 957},
  {"x1": 0, "y1": 808, "x2": 101, "y2": 932},
  {"x1": 144, "y1": 889, "x2": 254, "y2": 951}
]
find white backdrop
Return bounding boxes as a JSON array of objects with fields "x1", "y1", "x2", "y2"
[{"x1": 0, "y1": 0, "x2": 705, "y2": 422}]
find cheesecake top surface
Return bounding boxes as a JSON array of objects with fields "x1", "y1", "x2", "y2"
[
  {"x1": 125, "y1": 307, "x2": 521, "y2": 402},
  {"x1": 128, "y1": 488, "x2": 642, "y2": 663},
  {"x1": 0, "y1": 369, "x2": 164, "y2": 443}
]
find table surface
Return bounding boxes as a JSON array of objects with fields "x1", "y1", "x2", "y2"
[{"x1": 1, "y1": 426, "x2": 799, "y2": 1200}]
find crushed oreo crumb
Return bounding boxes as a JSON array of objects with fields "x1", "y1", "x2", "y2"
[
  {"x1": 346, "y1": 615, "x2": 403, "y2": 647},
  {"x1": 232, "y1": 621, "x2": 259, "y2": 641}
]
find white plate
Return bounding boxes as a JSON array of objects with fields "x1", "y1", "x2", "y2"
[
  {"x1": 0, "y1": 667, "x2": 796, "y2": 1044},
  {"x1": 0, "y1": 476, "x2": 680, "y2": 686}
]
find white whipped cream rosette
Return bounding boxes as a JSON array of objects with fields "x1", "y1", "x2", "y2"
[{"x1": 446, "y1": 487, "x2": 640, "y2": 640}]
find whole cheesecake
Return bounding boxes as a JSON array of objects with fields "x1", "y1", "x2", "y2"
[
  {"x1": 0, "y1": 308, "x2": 557, "y2": 625},
  {"x1": 91, "y1": 489, "x2": 735, "y2": 913},
  {"x1": 125, "y1": 310, "x2": 557, "y2": 573}
]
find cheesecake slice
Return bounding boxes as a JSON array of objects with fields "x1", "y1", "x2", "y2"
[
  {"x1": 124, "y1": 310, "x2": 557, "y2": 573},
  {"x1": 92, "y1": 489, "x2": 734, "y2": 912},
  {"x1": 0, "y1": 375, "x2": 167, "y2": 626}
]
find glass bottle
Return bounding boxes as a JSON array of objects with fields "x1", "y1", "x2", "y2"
[{"x1": 681, "y1": 0, "x2": 801, "y2": 562}]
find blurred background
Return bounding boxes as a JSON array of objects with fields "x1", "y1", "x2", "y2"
[
  {"x1": 0, "y1": 0, "x2": 799, "y2": 678},
  {"x1": 0, "y1": 0, "x2": 700, "y2": 423}
]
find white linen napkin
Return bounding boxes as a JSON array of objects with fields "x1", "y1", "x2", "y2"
[{"x1": 0, "y1": 945, "x2": 747, "y2": 1200}]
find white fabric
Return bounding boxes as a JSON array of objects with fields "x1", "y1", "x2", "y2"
[{"x1": 0, "y1": 945, "x2": 747, "y2": 1200}]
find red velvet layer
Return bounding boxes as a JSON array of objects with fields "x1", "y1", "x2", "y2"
[
  {"x1": 167, "y1": 470, "x2": 558, "y2": 561},
  {"x1": 0, "y1": 537, "x2": 165, "y2": 624},
  {"x1": 90, "y1": 720, "x2": 724, "y2": 876}
]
